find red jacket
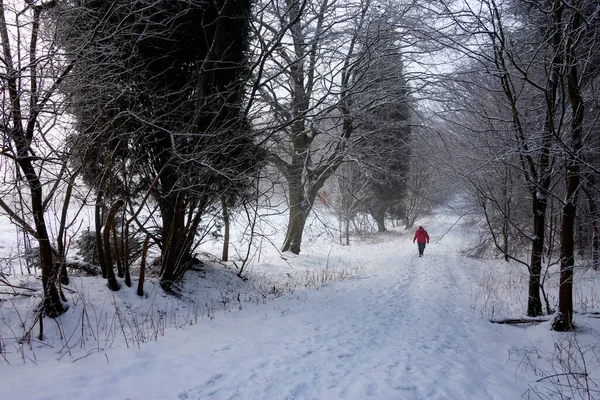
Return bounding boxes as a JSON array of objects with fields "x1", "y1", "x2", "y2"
[{"x1": 413, "y1": 226, "x2": 429, "y2": 244}]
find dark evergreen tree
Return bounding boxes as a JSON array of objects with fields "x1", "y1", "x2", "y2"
[
  {"x1": 351, "y1": 16, "x2": 412, "y2": 232},
  {"x1": 60, "y1": 0, "x2": 261, "y2": 290}
]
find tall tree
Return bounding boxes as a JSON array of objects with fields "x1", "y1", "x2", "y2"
[
  {"x1": 255, "y1": 0, "x2": 366, "y2": 254},
  {"x1": 552, "y1": 0, "x2": 599, "y2": 331},
  {"x1": 61, "y1": 0, "x2": 262, "y2": 290},
  {"x1": 0, "y1": 0, "x2": 73, "y2": 317},
  {"x1": 351, "y1": 13, "x2": 412, "y2": 232},
  {"x1": 438, "y1": 0, "x2": 600, "y2": 323},
  {"x1": 256, "y1": 0, "x2": 417, "y2": 253}
]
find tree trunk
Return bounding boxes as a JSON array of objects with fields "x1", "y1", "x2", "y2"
[
  {"x1": 527, "y1": 0, "x2": 565, "y2": 318},
  {"x1": 345, "y1": 217, "x2": 350, "y2": 246},
  {"x1": 57, "y1": 170, "x2": 78, "y2": 285},
  {"x1": 502, "y1": 215, "x2": 509, "y2": 262},
  {"x1": 591, "y1": 198, "x2": 600, "y2": 270},
  {"x1": 553, "y1": 19, "x2": 583, "y2": 331},
  {"x1": 404, "y1": 216, "x2": 415, "y2": 230},
  {"x1": 222, "y1": 197, "x2": 230, "y2": 262},
  {"x1": 528, "y1": 194, "x2": 546, "y2": 317},
  {"x1": 112, "y1": 224, "x2": 123, "y2": 278},
  {"x1": 280, "y1": 143, "x2": 346, "y2": 254},
  {"x1": 11, "y1": 128, "x2": 65, "y2": 317},
  {"x1": 586, "y1": 180, "x2": 600, "y2": 270},
  {"x1": 370, "y1": 204, "x2": 387, "y2": 233},
  {"x1": 159, "y1": 186, "x2": 203, "y2": 291},
  {"x1": 281, "y1": 155, "x2": 311, "y2": 254},
  {"x1": 159, "y1": 192, "x2": 187, "y2": 290},
  {"x1": 38, "y1": 218, "x2": 65, "y2": 318},
  {"x1": 281, "y1": 175, "x2": 332, "y2": 253},
  {"x1": 123, "y1": 222, "x2": 131, "y2": 287},
  {"x1": 282, "y1": 200, "x2": 310, "y2": 254},
  {"x1": 138, "y1": 235, "x2": 150, "y2": 297},
  {"x1": 103, "y1": 200, "x2": 123, "y2": 291},
  {"x1": 502, "y1": 168, "x2": 511, "y2": 262},
  {"x1": 553, "y1": 196, "x2": 577, "y2": 331},
  {"x1": 21, "y1": 159, "x2": 65, "y2": 317},
  {"x1": 95, "y1": 191, "x2": 107, "y2": 279}
]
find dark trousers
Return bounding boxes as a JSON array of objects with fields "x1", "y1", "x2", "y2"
[{"x1": 418, "y1": 242, "x2": 426, "y2": 256}]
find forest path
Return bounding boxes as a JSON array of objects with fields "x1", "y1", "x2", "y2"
[
  {"x1": 3, "y1": 206, "x2": 531, "y2": 400},
  {"x1": 171, "y1": 207, "x2": 530, "y2": 399}
]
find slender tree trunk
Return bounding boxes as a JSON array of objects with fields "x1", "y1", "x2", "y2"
[
  {"x1": 553, "y1": 189, "x2": 578, "y2": 331},
  {"x1": 95, "y1": 191, "x2": 107, "y2": 279},
  {"x1": 18, "y1": 157, "x2": 65, "y2": 317},
  {"x1": 13, "y1": 136, "x2": 65, "y2": 317},
  {"x1": 57, "y1": 170, "x2": 78, "y2": 285},
  {"x1": 590, "y1": 199, "x2": 600, "y2": 270},
  {"x1": 157, "y1": 163, "x2": 189, "y2": 290},
  {"x1": 526, "y1": 0, "x2": 564, "y2": 318},
  {"x1": 123, "y1": 222, "x2": 131, "y2": 287},
  {"x1": 526, "y1": 0, "x2": 564, "y2": 317},
  {"x1": 37, "y1": 194, "x2": 65, "y2": 318},
  {"x1": 502, "y1": 168, "x2": 511, "y2": 262},
  {"x1": 345, "y1": 217, "x2": 350, "y2": 246},
  {"x1": 502, "y1": 215, "x2": 509, "y2": 262},
  {"x1": 586, "y1": 180, "x2": 600, "y2": 269},
  {"x1": 528, "y1": 194, "x2": 547, "y2": 317},
  {"x1": 160, "y1": 192, "x2": 187, "y2": 290},
  {"x1": 138, "y1": 235, "x2": 150, "y2": 297},
  {"x1": 112, "y1": 225, "x2": 123, "y2": 278},
  {"x1": 553, "y1": 14, "x2": 583, "y2": 330},
  {"x1": 103, "y1": 200, "x2": 123, "y2": 291},
  {"x1": 221, "y1": 197, "x2": 230, "y2": 262}
]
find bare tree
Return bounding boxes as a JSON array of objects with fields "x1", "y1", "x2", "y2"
[
  {"x1": 402, "y1": 154, "x2": 439, "y2": 230},
  {"x1": 552, "y1": 0, "x2": 599, "y2": 331},
  {"x1": 327, "y1": 160, "x2": 371, "y2": 245},
  {"x1": 255, "y1": 0, "x2": 420, "y2": 253},
  {"x1": 0, "y1": 0, "x2": 79, "y2": 317},
  {"x1": 436, "y1": 0, "x2": 600, "y2": 325}
]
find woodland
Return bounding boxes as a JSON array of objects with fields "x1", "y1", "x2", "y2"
[{"x1": 0, "y1": 0, "x2": 599, "y2": 365}]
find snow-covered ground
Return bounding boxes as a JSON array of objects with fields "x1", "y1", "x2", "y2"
[{"x1": 1, "y1": 203, "x2": 600, "y2": 399}]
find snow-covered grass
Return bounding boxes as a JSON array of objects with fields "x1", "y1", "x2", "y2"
[
  {"x1": 0, "y1": 204, "x2": 366, "y2": 365},
  {"x1": 1, "y1": 201, "x2": 599, "y2": 399}
]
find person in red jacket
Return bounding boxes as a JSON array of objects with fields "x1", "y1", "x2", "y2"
[{"x1": 413, "y1": 226, "x2": 430, "y2": 257}]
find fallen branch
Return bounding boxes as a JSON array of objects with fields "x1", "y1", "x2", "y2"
[
  {"x1": 59, "y1": 261, "x2": 101, "y2": 276},
  {"x1": 490, "y1": 318, "x2": 549, "y2": 325},
  {"x1": 0, "y1": 283, "x2": 37, "y2": 292},
  {"x1": 0, "y1": 291, "x2": 35, "y2": 297},
  {"x1": 537, "y1": 372, "x2": 588, "y2": 382},
  {"x1": 581, "y1": 313, "x2": 600, "y2": 319}
]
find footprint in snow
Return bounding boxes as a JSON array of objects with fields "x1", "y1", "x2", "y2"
[{"x1": 366, "y1": 382, "x2": 378, "y2": 396}]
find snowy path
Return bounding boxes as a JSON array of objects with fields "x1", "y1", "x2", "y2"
[{"x1": 3, "y1": 212, "x2": 531, "y2": 399}]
